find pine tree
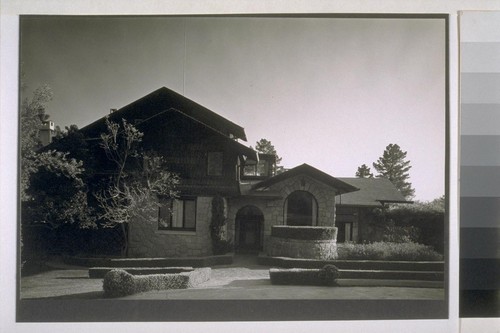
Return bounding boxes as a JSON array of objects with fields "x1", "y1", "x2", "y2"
[
  {"x1": 372, "y1": 144, "x2": 415, "y2": 199},
  {"x1": 254, "y1": 138, "x2": 284, "y2": 174},
  {"x1": 355, "y1": 164, "x2": 374, "y2": 178}
]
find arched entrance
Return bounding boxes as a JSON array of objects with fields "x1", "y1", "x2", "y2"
[{"x1": 235, "y1": 205, "x2": 264, "y2": 254}]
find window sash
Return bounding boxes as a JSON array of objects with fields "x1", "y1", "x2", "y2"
[{"x1": 158, "y1": 198, "x2": 197, "y2": 231}]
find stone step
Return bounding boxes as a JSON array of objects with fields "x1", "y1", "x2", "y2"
[
  {"x1": 88, "y1": 266, "x2": 194, "y2": 279},
  {"x1": 337, "y1": 279, "x2": 444, "y2": 288},
  {"x1": 257, "y1": 255, "x2": 444, "y2": 271},
  {"x1": 339, "y1": 269, "x2": 444, "y2": 281}
]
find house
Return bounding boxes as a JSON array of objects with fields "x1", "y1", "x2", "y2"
[
  {"x1": 71, "y1": 87, "x2": 408, "y2": 257},
  {"x1": 335, "y1": 177, "x2": 411, "y2": 243}
]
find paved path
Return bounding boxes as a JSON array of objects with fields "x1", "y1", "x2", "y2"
[{"x1": 20, "y1": 255, "x2": 444, "y2": 300}]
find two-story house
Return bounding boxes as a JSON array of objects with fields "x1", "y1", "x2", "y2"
[{"x1": 73, "y1": 87, "x2": 408, "y2": 258}]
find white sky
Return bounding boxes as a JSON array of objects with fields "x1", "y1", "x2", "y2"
[{"x1": 20, "y1": 16, "x2": 446, "y2": 201}]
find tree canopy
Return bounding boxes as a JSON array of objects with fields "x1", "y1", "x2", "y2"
[
  {"x1": 355, "y1": 164, "x2": 374, "y2": 178},
  {"x1": 372, "y1": 143, "x2": 415, "y2": 199},
  {"x1": 254, "y1": 138, "x2": 284, "y2": 174},
  {"x1": 20, "y1": 84, "x2": 53, "y2": 201},
  {"x1": 94, "y1": 117, "x2": 179, "y2": 255}
]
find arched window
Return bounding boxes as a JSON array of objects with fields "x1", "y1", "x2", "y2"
[{"x1": 284, "y1": 191, "x2": 318, "y2": 226}]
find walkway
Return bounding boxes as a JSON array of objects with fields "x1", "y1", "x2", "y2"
[{"x1": 20, "y1": 255, "x2": 445, "y2": 300}]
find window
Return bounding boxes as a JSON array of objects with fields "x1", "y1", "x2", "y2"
[
  {"x1": 284, "y1": 191, "x2": 318, "y2": 226},
  {"x1": 158, "y1": 198, "x2": 197, "y2": 231},
  {"x1": 243, "y1": 160, "x2": 269, "y2": 177},
  {"x1": 207, "y1": 152, "x2": 223, "y2": 176}
]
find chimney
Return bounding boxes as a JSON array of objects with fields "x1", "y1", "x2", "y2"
[{"x1": 39, "y1": 120, "x2": 55, "y2": 146}]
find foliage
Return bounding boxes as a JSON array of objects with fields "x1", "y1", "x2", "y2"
[
  {"x1": 20, "y1": 84, "x2": 53, "y2": 201},
  {"x1": 382, "y1": 221, "x2": 420, "y2": 243},
  {"x1": 337, "y1": 242, "x2": 443, "y2": 261},
  {"x1": 317, "y1": 264, "x2": 341, "y2": 285},
  {"x1": 102, "y1": 269, "x2": 137, "y2": 297},
  {"x1": 355, "y1": 164, "x2": 374, "y2": 178},
  {"x1": 271, "y1": 225, "x2": 338, "y2": 240},
  {"x1": 51, "y1": 124, "x2": 91, "y2": 170},
  {"x1": 385, "y1": 197, "x2": 445, "y2": 252},
  {"x1": 254, "y1": 138, "x2": 284, "y2": 174},
  {"x1": 25, "y1": 150, "x2": 95, "y2": 229},
  {"x1": 372, "y1": 143, "x2": 415, "y2": 199},
  {"x1": 94, "y1": 117, "x2": 179, "y2": 256},
  {"x1": 269, "y1": 267, "x2": 339, "y2": 286},
  {"x1": 102, "y1": 268, "x2": 211, "y2": 297},
  {"x1": 210, "y1": 195, "x2": 232, "y2": 255}
]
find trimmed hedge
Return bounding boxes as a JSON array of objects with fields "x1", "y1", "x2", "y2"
[
  {"x1": 337, "y1": 242, "x2": 443, "y2": 261},
  {"x1": 102, "y1": 267, "x2": 211, "y2": 298},
  {"x1": 89, "y1": 267, "x2": 193, "y2": 279},
  {"x1": 269, "y1": 265, "x2": 340, "y2": 286},
  {"x1": 271, "y1": 226, "x2": 337, "y2": 240},
  {"x1": 258, "y1": 254, "x2": 445, "y2": 270}
]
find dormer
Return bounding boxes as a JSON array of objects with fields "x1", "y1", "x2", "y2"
[{"x1": 241, "y1": 153, "x2": 276, "y2": 180}]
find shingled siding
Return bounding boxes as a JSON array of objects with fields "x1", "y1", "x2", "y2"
[{"x1": 128, "y1": 197, "x2": 213, "y2": 258}]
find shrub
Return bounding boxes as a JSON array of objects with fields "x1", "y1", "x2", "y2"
[
  {"x1": 133, "y1": 274, "x2": 189, "y2": 293},
  {"x1": 102, "y1": 268, "x2": 212, "y2": 297},
  {"x1": 317, "y1": 264, "x2": 340, "y2": 286},
  {"x1": 337, "y1": 242, "x2": 443, "y2": 261},
  {"x1": 102, "y1": 269, "x2": 136, "y2": 297},
  {"x1": 271, "y1": 226, "x2": 337, "y2": 240},
  {"x1": 183, "y1": 267, "x2": 212, "y2": 287},
  {"x1": 212, "y1": 239, "x2": 233, "y2": 255},
  {"x1": 269, "y1": 266, "x2": 340, "y2": 286}
]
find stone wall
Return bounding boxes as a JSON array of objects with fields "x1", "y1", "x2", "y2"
[
  {"x1": 266, "y1": 225, "x2": 338, "y2": 260},
  {"x1": 227, "y1": 174, "x2": 339, "y2": 252},
  {"x1": 128, "y1": 196, "x2": 213, "y2": 258},
  {"x1": 267, "y1": 237, "x2": 338, "y2": 260},
  {"x1": 267, "y1": 174, "x2": 338, "y2": 227}
]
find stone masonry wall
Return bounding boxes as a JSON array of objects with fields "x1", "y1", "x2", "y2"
[
  {"x1": 268, "y1": 174, "x2": 338, "y2": 227},
  {"x1": 128, "y1": 196, "x2": 213, "y2": 258},
  {"x1": 227, "y1": 174, "x2": 338, "y2": 252}
]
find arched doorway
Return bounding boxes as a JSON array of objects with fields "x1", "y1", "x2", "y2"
[
  {"x1": 284, "y1": 191, "x2": 318, "y2": 226},
  {"x1": 235, "y1": 205, "x2": 264, "y2": 254}
]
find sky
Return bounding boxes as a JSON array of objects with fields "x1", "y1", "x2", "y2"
[{"x1": 20, "y1": 16, "x2": 446, "y2": 201}]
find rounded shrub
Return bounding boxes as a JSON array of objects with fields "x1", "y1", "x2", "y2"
[
  {"x1": 103, "y1": 269, "x2": 135, "y2": 298},
  {"x1": 317, "y1": 264, "x2": 340, "y2": 286}
]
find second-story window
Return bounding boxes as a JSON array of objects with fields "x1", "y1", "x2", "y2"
[
  {"x1": 243, "y1": 159, "x2": 270, "y2": 177},
  {"x1": 207, "y1": 152, "x2": 223, "y2": 176}
]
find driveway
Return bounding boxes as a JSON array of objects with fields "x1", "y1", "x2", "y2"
[{"x1": 20, "y1": 255, "x2": 444, "y2": 300}]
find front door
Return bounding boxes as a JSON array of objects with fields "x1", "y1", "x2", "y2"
[{"x1": 235, "y1": 206, "x2": 264, "y2": 254}]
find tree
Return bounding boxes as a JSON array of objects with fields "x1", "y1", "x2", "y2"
[
  {"x1": 26, "y1": 150, "x2": 95, "y2": 229},
  {"x1": 355, "y1": 164, "x2": 374, "y2": 178},
  {"x1": 372, "y1": 144, "x2": 415, "y2": 199},
  {"x1": 51, "y1": 124, "x2": 93, "y2": 175},
  {"x1": 254, "y1": 138, "x2": 284, "y2": 174},
  {"x1": 94, "y1": 117, "x2": 179, "y2": 256},
  {"x1": 20, "y1": 84, "x2": 53, "y2": 201}
]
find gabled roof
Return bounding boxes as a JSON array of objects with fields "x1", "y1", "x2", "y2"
[
  {"x1": 134, "y1": 108, "x2": 258, "y2": 160},
  {"x1": 79, "y1": 87, "x2": 247, "y2": 141},
  {"x1": 336, "y1": 177, "x2": 411, "y2": 207},
  {"x1": 252, "y1": 164, "x2": 359, "y2": 195}
]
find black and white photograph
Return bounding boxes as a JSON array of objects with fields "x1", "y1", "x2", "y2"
[{"x1": 16, "y1": 14, "x2": 448, "y2": 322}]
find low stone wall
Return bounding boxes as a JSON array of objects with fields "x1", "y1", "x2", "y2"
[{"x1": 266, "y1": 226, "x2": 338, "y2": 260}]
